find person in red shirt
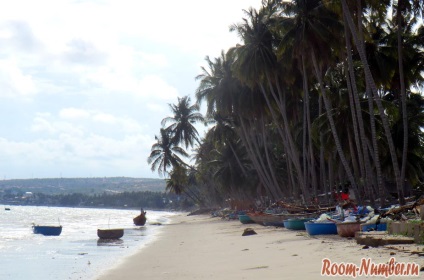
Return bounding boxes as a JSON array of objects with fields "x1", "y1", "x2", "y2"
[{"x1": 341, "y1": 188, "x2": 350, "y2": 201}]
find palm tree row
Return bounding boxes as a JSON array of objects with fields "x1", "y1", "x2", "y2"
[{"x1": 148, "y1": 0, "x2": 424, "y2": 208}]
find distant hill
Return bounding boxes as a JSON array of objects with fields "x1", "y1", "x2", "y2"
[{"x1": 0, "y1": 177, "x2": 166, "y2": 195}]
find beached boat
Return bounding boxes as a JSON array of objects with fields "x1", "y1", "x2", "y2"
[
  {"x1": 248, "y1": 212, "x2": 318, "y2": 227},
  {"x1": 361, "y1": 223, "x2": 387, "y2": 232},
  {"x1": 133, "y1": 211, "x2": 147, "y2": 226},
  {"x1": 238, "y1": 214, "x2": 255, "y2": 224},
  {"x1": 275, "y1": 201, "x2": 337, "y2": 213},
  {"x1": 97, "y1": 228, "x2": 124, "y2": 239},
  {"x1": 32, "y1": 225, "x2": 62, "y2": 236},
  {"x1": 304, "y1": 222, "x2": 337, "y2": 235},
  {"x1": 336, "y1": 221, "x2": 362, "y2": 237},
  {"x1": 247, "y1": 213, "x2": 286, "y2": 226},
  {"x1": 283, "y1": 218, "x2": 314, "y2": 230}
]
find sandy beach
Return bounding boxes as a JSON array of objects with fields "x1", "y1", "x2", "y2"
[{"x1": 96, "y1": 214, "x2": 423, "y2": 280}]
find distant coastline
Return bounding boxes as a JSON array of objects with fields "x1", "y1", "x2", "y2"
[{"x1": 0, "y1": 177, "x2": 195, "y2": 211}]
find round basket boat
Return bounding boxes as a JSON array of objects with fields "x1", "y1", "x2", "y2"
[
  {"x1": 304, "y1": 222, "x2": 337, "y2": 235},
  {"x1": 361, "y1": 223, "x2": 387, "y2": 232},
  {"x1": 283, "y1": 218, "x2": 314, "y2": 230},
  {"x1": 336, "y1": 222, "x2": 361, "y2": 237}
]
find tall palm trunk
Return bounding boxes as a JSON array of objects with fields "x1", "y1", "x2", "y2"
[
  {"x1": 319, "y1": 95, "x2": 328, "y2": 202},
  {"x1": 259, "y1": 116, "x2": 283, "y2": 198},
  {"x1": 302, "y1": 54, "x2": 318, "y2": 198},
  {"x1": 256, "y1": 81, "x2": 305, "y2": 198},
  {"x1": 341, "y1": 0, "x2": 405, "y2": 205},
  {"x1": 311, "y1": 49, "x2": 362, "y2": 204},
  {"x1": 397, "y1": 0, "x2": 408, "y2": 200},
  {"x1": 343, "y1": 12, "x2": 377, "y2": 204},
  {"x1": 238, "y1": 117, "x2": 280, "y2": 200},
  {"x1": 266, "y1": 74, "x2": 310, "y2": 201}
]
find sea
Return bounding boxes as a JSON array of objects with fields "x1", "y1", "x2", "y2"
[{"x1": 0, "y1": 205, "x2": 176, "y2": 280}]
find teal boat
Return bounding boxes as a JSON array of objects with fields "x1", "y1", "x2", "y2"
[
  {"x1": 283, "y1": 218, "x2": 314, "y2": 230},
  {"x1": 238, "y1": 214, "x2": 255, "y2": 224}
]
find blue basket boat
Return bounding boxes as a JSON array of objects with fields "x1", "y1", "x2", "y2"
[
  {"x1": 361, "y1": 223, "x2": 387, "y2": 232},
  {"x1": 304, "y1": 222, "x2": 337, "y2": 235},
  {"x1": 283, "y1": 218, "x2": 314, "y2": 230},
  {"x1": 32, "y1": 225, "x2": 62, "y2": 236}
]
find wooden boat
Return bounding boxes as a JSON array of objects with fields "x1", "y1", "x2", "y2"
[
  {"x1": 283, "y1": 218, "x2": 314, "y2": 230},
  {"x1": 33, "y1": 225, "x2": 62, "y2": 236},
  {"x1": 247, "y1": 213, "x2": 286, "y2": 226},
  {"x1": 304, "y1": 222, "x2": 337, "y2": 235},
  {"x1": 238, "y1": 214, "x2": 255, "y2": 224},
  {"x1": 248, "y1": 212, "x2": 318, "y2": 227},
  {"x1": 361, "y1": 223, "x2": 387, "y2": 232},
  {"x1": 133, "y1": 211, "x2": 147, "y2": 226},
  {"x1": 274, "y1": 201, "x2": 337, "y2": 213},
  {"x1": 336, "y1": 221, "x2": 362, "y2": 237},
  {"x1": 97, "y1": 228, "x2": 124, "y2": 239}
]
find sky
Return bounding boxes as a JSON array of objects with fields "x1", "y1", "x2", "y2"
[{"x1": 0, "y1": 0, "x2": 263, "y2": 180}]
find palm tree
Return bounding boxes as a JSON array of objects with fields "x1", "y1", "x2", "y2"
[
  {"x1": 147, "y1": 128, "x2": 189, "y2": 177},
  {"x1": 196, "y1": 46, "x2": 285, "y2": 200},
  {"x1": 394, "y1": 0, "x2": 423, "y2": 201},
  {"x1": 165, "y1": 165, "x2": 203, "y2": 204},
  {"x1": 229, "y1": 3, "x2": 309, "y2": 201},
  {"x1": 162, "y1": 96, "x2": 204, "y2": 149},
  {"x1": 278, "y1": 0, "x2": 364, "y2": 201},
  {"x1": 341, "y1": 0, "x2": 406, "y2": 204}
]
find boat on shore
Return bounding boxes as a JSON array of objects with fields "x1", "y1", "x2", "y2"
[
  {"x1": 304, "y1": 222, "x2": 338, "y2": 235},
  {"x1": 238, "y1": 214, "x2": 255, "y2": 224},
  {"x1": 283, "y1": 218, "x2": 314, "y2": 230},
  {"x1": 336, "y1": 221, "x2": 362, "y2": 237},
  {"x1": 133, "y1": 211, "x2": 147, "y2": 226},
  {"x1": 247, "y1": 212, "x2": 318, "y2": 227},
  {"x1": 361, "y1": 223, "x2": 387, "y2": 232},
  {"x1": 32, "y1": 225, "x2": 62, "y2": 236},
  {"x1": 97, "y1": 228, "x2": 124, "y2": 239},
  {"x1": 247, "y1": 213, "x2": 286, "y2": 226}
]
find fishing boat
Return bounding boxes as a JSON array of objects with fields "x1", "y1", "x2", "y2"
[
  {"x1": 133, "y1": 211, "x2": 147, "y2": 226},
  {"x1": 304, "y1": 222, "x2": 338, "y2": 235},
  {"x1": 283, "y1": 218, "x2": 314, "y2": 230},
  {"x1": 247, "y1": 213, "x2": 286, "y2": 226},
  {"x1": 32, "y1": 225, "x2": 62, "y2": 236},
  {"x1": 336, "y1": 221, "x2": 362, "y2": 237},
  {"x1": 274, "y1": 201, "x2": 337, "y2": 213},
  {"x1": 361, "y1": 223, "x2": 387, "y2": 232},
  {"x1": 248, "y1": 212, "x2": 318, "y2": 227},
  {"x1": 238, "y1": 214, "x2": 255, "y2": 224},
  {"x1": 97, "y1": 228, "x2": 124, "y2": 239}
]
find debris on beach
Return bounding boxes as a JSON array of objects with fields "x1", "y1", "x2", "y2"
[{"x1": 242, "y1": 228, "x2": 257, "y2": 236}]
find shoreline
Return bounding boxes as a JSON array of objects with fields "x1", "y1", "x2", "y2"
[{"x1": 95, "y1": 214, "x2": 423, "y2": 279}]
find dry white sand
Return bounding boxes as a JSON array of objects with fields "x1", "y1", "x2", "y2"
[{"x1": 96, "y1": 214, "x2": 423, "y2": 280}]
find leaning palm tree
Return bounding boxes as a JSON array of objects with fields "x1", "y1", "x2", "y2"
[
  {"x1": 147, "y1": 128, "x2": 189, "y2": 177},
  {"x1": 161, "y1": 96, "x2": 204, "y2": 149},
  {"x1": 393, "y1": 0, "x2": 423, "y2": 199},
  {"x1": 229, "y1": 3, "x2": 308, "y2": 201}
]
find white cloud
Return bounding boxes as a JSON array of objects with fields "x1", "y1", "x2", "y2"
[
  {"x1": 59, "y1": 108, "x2": 91, "y2": 120},
  {"x1": 93, "y1": 113, "x2": 117, "y2": 124},
  {"x1": 0, "y1": 0, "x2": 263, "y2": 179},
  {"x1": 0, "y1": 58, "x2": 37, "y2": 99}
]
